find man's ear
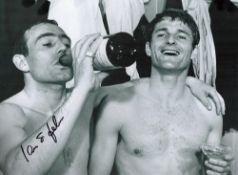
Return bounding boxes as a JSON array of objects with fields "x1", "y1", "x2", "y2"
[
  {"x1": 12, "y1": 54, "x2": 30, "y2": 72},
  {"x1": 145, "y1": 42, "x2": 152, "y2": 57}
]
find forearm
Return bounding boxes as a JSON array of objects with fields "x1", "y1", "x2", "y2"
[{"x1": 5, "y1": 87, "x2": 90, "y2": 175}]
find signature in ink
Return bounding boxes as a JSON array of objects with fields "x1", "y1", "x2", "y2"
[
  {"x1": 46, "y1": 115, "x2": 64, "y2": 143},
  {"x1": 21, "y1": 115, "x2": 64, "y2": 162},
  {"x1": 21, "y1": 144, "x2": 39, "y2": 162},
  {"x1": 36, "y1": 132, "x2": 44, "y2": 143}
]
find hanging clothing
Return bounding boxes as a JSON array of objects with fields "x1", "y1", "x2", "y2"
[
  {"x1": 47, "y1": 0, "x2": 148, "y2": 83},
  {"x1": 48, "y1": 0, "x2": 106, "y2": 46},
  {"x1": 48, "y1": 0, "x2": 145, "y2": 44},
  {"x1": 103, "y1": 0, "x2": 145, "y2": 35},
  {"x1": 182, "y1": 0, "x2": 217, "y2": 86}
]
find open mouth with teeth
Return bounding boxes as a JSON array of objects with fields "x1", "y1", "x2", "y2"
[{"x1": 161, "y1": 49, "x2": 180, "y2": 56}]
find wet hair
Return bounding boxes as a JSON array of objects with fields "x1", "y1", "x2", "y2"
[
  {"x1": 145, "y1": 9, "x2": 200, "y2": 49},
  {"x1": 14, "y1": 19, "x2": 59, "y2": 56}
]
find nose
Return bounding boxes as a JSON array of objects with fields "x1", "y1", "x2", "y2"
[
  {"x1": 166, "y1": 35, "x2": 176, "y2": 45},
  {"x1": 57, "y1": 40, "x2": 68, "y2": 54}
]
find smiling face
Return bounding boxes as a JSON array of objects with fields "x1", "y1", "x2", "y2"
[
  {"x1": 146, "y1": 17, "x2": 194, "y2": 73},
  {"x1": 25, "y1": 23, "x2": 73, "y2": 84}
]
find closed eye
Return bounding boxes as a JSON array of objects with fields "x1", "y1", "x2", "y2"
[
  {"x1": 64, "y1": 43, "x2": 71, "y2": 48},
  {"x1": 43, "y1": 42, "x2": 53, "y2": 47},
  {"x1": 157, "y1": 33, "x2": 166, "y2": 38},
  {"x1": 178, "y1": 35, "x2": 187, "y2": 40}
]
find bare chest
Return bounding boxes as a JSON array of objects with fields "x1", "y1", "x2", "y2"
[{"x1": 119, "y1": 102, "x2": 210, "y2": 157}]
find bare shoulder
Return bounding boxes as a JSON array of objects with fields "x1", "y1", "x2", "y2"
[
  {"x1": 0, "y1": 96, "x2": 27, "y2": 168},
  {"x1": 0, "y1": 91, "x2": 28, "y2": 124},
  {"x1": 0, "y1": 102, "x2": 27, "y2": 129},
  {"x1": 103, "y1": 81, "x2": 137, "y2": 104},
  {"x1": 95, "y1": 82, "x2": 138, "y2": 123},
  {"x1": 94, "y1": 80, "x2": 138, "y2": 106},
  {"x1": 192, "y1": 92, "x2": 222, "y2": 129}
]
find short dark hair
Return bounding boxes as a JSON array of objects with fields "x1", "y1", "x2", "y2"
[
  {"x1": 14, "y1": 19, "x2": 59, "y2": 56},
  {"x1": 145, "y1": 9, "x2": 200, "y2": 49}
]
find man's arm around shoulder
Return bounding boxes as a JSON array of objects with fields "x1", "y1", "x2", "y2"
[
  {"x1": 204, "y1": 100, "x2": 232, "y2": 175},
  {"x1": 206, "y1": 99, "x2": 223, "y2": 145}
]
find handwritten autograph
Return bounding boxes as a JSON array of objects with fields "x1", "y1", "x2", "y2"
[
  {"x1": 21, "y1": 115, "x2": 64, "y2": 162},
  {"x1": 47, "y1": 115, "x2": 64, "y2": 143}
]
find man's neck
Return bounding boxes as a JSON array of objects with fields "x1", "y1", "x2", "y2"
[
  {"x1": 148, "y1": 68, "x2": 189, "y2": 105},
  {"x1": 23, "y1": 81, "x2": 67, "y2": 115}
]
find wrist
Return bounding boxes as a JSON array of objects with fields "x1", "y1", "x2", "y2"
[{"x1": 73, "y1": 84, "x2": 91, "y2": 96}]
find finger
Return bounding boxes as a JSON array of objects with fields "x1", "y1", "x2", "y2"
[
  {"x1": 72, "y1": 36, "x2": 89, "y2": 71},
  {"x1": 88, "y1": 36, "x2": 103, "y2": 56},
  {"x1": 185, "y1": 77, "x2": 212, "y2": 110},
  {"x1": 206, "y1": 159, "x2": 231, "y2": 174},
  {"x1": 224, "y1": 151, "x2": 234, "y2": 162},
  {"x1": 79, "y1": 35, "x2": 102, "y2": 74},
  {"x1": 72, "y1": 34, "x2": 99, "y2": 80},
  {"x1": 73, "y1": 34, "x2": 100, "y2": 62},
  {"x1": 205, "y1": 162, "x2": 228, "y2": 173},
  {"x1": 78, "y1": 34, "x2": 101, "y2": 59},
  {"x1": 207, "y1": 159, "x2": 228, "y2": 168},
  {"x1": 206, "y1": 169, "x2": 227, "y2": 175},
  {"x1": 74, "y1": 34, "x2": 100, "y2": 76},
  {"x1": 72, "y1": 35, "x2": 94, "y2": 72},
  {"x1": 207, "y1": 90, "x2": 221, "y2": 115},
  {"x1": 73, "y1": 35, "x2": 90, "y2": 60},
  {"x1": 224, "y1": 155, "x2": 234, "y2": 162},
  {"x1": 199, "y1": 93, "x2": 212, "y2": 111},
  {"x1": 217, "y1": 92, "x2": 226, "y2": 115}
]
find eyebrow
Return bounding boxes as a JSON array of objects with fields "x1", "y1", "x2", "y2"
[
  {"x1": 153, "y1": 28, "x2": 167, "y2": 33},
  {"x1": 177, "y1": 29, "x2": 191, "y2": 36},
  {"x1": 34, "y1": 32, "x2": 71, "y2": 44},
  {"x1": 154, "y1": 27, "x2": 191, "y2": 36}
]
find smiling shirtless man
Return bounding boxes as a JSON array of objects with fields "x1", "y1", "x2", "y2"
[{"x1": 89, "y1": 9, "x2": 231, "y2": 175}]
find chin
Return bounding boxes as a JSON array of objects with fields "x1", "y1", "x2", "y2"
[
  {"x1": 62, "y1": 69, "x2": 73, "y2": 78},
  {"x1": 64, "y1": 74, "x2": 73, "y2": 82},
  {"x1": 55, "y1": 73, "x2": 73, "y2": 83},
  {"x1": 157, "y1": 62, "x2": 179, "y2": 70}
]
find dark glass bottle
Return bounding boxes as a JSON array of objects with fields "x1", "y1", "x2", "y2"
[{"x1": 94, "y1": 32, "x2": 137, "y2": 70}]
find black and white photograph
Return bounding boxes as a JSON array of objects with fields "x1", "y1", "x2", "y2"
[{"x1": 0, "y1": 0, "x2": 237, "y2": 175}]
